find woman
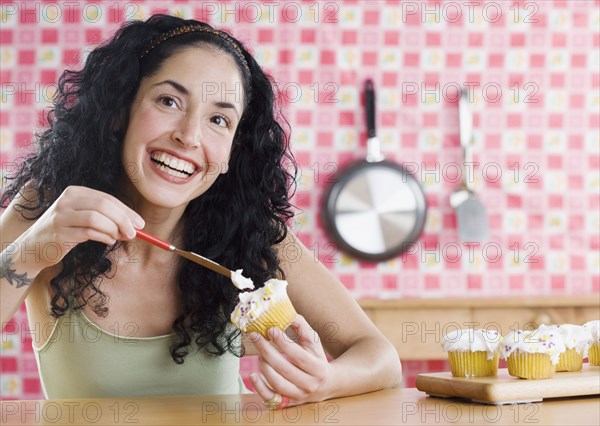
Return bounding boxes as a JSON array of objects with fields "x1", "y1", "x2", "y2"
[{"x1": 0, "y1": 14, "x2": 401, "y2": 406}]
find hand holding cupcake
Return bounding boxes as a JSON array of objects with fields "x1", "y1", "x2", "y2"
[{"x1": 230, "y1": 278, "x2": 298, "y2": 339}]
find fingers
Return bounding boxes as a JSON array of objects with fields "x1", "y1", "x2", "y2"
[
  {"x1": 251, "y1": 363, "x2": 302, "y2": 402},
  {"x1": 57, "y1": 187, "x2": 144, "y2": 241},
  {"x1": 249, "y1": 372, "x2": 280, "y2": 402},
  {"x1": 64, "y1": 186, "x2": 143, "y2": 223},
  {"x1": 267, "y1": 327, "x2": 321, "y2": 376},
  {"x1": 289, "y1": 315, "x2": 327, "y2": 358},
  {"x1": 67, "y1": 226, "x2": 118, "y2": 247},
  {"x1": 13, "y1": 186, "x2": 145, "y2": 270},
  {"x1": 86, "y1": 188, "x2": 145, "y2": 229},
  {"x1": 250, "y1": 328, "x2": 328, "y2": 399},
  {"x1": 71, "y1": 198, "x2": 138, "y2": 240},
  {"x1": 249, "y1": 373, "x2": 292, "y2": 410},
  {"x1": 63, "y1": 210, "x2": 120, "y2": 241}
]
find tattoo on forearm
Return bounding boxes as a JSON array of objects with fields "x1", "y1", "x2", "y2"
[{"x1": 0, "y1": 252, "x2": 33, "y2": 288}]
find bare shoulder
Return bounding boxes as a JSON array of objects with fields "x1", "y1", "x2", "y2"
[
  {"x1": 274, "y1": 231, "x2": 344, "y2": 294},
  {"x1": 275, "y1": 231, "x2": 382, "y2": 356},
  {"x1": 274, "y1": 231, "x2": 357, "y2": 313}
]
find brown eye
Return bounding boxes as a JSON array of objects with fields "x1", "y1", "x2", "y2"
[
  {"x1": 158, "y1": 95, "x2": 178, "y2": 109},
  {"x1": 212, "y1": 114, "x2": 231, "y2": 129}
]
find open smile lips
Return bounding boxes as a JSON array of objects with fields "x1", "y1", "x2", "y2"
[{"x1": 150, "y1": 151, "x2": 198, "y2": 179}]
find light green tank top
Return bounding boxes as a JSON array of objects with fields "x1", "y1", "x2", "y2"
[{"x1": 33, "y1": 309, "x2": 250, "y2": 398}]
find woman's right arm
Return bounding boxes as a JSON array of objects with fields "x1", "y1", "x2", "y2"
[
  {"x1": 1, "y1": 185, "x2": 144, "y2": 326},
  {"x1": 1, "y1": 188, "x2": 47, "y2": 326}
]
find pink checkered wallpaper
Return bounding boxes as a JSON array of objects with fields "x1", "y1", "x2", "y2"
[{"x1": 1, "y1": 0, "x2": 599, "y2": 399}]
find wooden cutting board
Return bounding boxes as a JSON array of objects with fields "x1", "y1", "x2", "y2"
[{"x1": 416, "y1": 363, "x2": 600, "y2": 405}]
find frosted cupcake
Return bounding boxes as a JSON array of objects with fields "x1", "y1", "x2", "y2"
[
  {"x1": 537, "y1": 324, "x2": 593, "y2": 371},
  {"x1": 230, "y1": 279, "x2": 297, "y2": 339},
  {"x1": 500, "y1": 329, "x2": 565, "y2": 379},
  {"x1": 583, "y1": 320, "x2": 600, "y2": 366},
  {"x1": 441, "y1": 329, "x2": 502, "y2": 377}
]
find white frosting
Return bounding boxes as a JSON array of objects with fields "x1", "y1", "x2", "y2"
[
  {"x1": 230, "y1": 269, "x2": 255, "y2": 290},
  {"x1": 538, "y1": 323, "x2": 593, "y2": 356},
  {"x1": 441, "y1": 329, "x2": 502, "y2": 360},
  {"x1": 583, "y1": 320, "x2": 600, "y2": 343},
  {"x1": 230, "y1": 279, "x2": 288, "y2": 331},
  {"x1": 500, "y1": 329, "x2": 566, "y2": 365}
]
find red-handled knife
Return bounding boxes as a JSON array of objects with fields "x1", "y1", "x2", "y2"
[{"x1": 135, "y1": 229, "x2": 232, "y2": 278}]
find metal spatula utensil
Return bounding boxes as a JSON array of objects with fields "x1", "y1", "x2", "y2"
[{"x1": 449, "y1": 89, "x2": 488, "y2": 242}]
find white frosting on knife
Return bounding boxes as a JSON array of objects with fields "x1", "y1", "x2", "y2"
[{"x1": 230, "y1": 269, "x2": 255, "y2": 290}]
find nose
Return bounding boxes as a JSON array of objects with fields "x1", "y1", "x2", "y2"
[{"x1": 171, "y1": 115, "x2": 201, "y2": 148}]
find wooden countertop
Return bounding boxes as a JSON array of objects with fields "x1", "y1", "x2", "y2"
[{"x1": 1, "y1": 388, "x2": 598, "y2": 425}]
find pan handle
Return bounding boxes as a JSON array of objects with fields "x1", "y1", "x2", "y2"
[
  {"x1": 365, "y1": 79, "x2": 384, "y2": 162},
  {"x1": 365, "y1": 79, "x2": 376, "y2": 138}
]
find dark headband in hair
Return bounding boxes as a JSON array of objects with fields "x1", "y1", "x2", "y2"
[{"x1": 139, "y1": 24, "x2": 250, "y2": 75}]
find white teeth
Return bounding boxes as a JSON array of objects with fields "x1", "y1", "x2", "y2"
[
  {"x1": 150, "y1": 151, "x2": 196, "y2": 176},
  {"x1": 185, "y1": 163, "x2": 194, "y2": 174},
  {"x1": 157, "y1": 163, "x2": 189, "y2": 178}
]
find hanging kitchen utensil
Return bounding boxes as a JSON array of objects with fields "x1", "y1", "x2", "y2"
[
  {"x1": 449, "y1": 88, "x2": 489, "y2": 242},
  {"x1": 321, "y1": 79, "x2": 427, "y2": 262}
]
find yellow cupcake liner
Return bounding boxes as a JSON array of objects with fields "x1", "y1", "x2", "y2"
[
  {"x1": 244, "y1": 297, "x2": 298, "y2": 339},
  {"x1": 507, "y1": 352, "x2": 556, "y2": 379},
  {"x1": 556, "y1": 348, "x2": 583, "y2": 372},
  {"x1": 448, "y1": 351, "x2": 499, "y2": 378},
  {"x1": 589, "y1": 343, "x2": 600, "y2": 366}
]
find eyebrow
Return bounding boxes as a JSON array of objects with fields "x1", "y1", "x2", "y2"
[{"x1": 152, "y1": 80, "x2": 240, "y2": 118}]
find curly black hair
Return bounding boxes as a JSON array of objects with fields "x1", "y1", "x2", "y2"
[{"x1": 1, "y1": 14, "x2": 297, "y2": 363}]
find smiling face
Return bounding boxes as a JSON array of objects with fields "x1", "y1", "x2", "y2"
[{"x1": 121, "y1": 45, "x2": 244, "y2": 211}]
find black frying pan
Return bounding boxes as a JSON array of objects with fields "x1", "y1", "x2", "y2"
[{"x1": 321, "y1": 79, "x2": 427, "y2": 262}]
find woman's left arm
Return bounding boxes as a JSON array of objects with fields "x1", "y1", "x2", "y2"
[{"x1": 248, "y1": 232, "x2": 402, "y2": 405}]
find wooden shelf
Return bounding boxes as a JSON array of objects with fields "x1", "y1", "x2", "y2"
[
  {"x1": 359, "y1": 296, "x2": 600, "y2": 309},
  {"x1": 358, "y1": 296, "x2": 600, "y2": 360}
]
